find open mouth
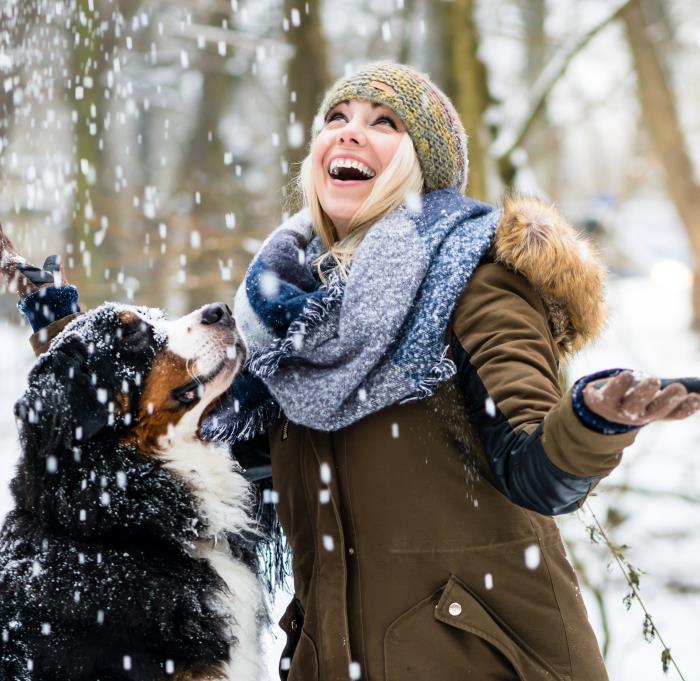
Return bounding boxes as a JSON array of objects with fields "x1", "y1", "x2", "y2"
[
  {"x1": 171, "y1": 359, "x2": 231, "y2": 404},
  {"x1": 328, "y1": 158, "x2": 376, "y2": 181}
]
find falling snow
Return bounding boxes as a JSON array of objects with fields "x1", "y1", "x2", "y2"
[
  {"x1": 524, "y1": 544, "x2": 541, "y2": 570},
  {"x1": 0, "y1": 1, "x2": 699, "y2": 678}
]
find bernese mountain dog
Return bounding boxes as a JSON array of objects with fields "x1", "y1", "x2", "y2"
[{"x1": 0, "y1": 302, "x2": 267, "y2": 680}]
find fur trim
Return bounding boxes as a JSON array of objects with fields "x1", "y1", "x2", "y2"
[{"x1": 493, "y1": 195, "x2": 608, "y2": 360}]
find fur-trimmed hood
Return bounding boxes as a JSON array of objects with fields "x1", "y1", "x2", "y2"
[{"x1": 492, "y1": 195, "x2": 607, "y2": 361}]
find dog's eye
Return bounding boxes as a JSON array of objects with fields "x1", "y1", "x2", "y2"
[
  {"x1": 179, "y1": 389, "x2": 198, "y2": 404},
  {"x1": 172, "y1": 384, "x2": 202, "y2": 406}
]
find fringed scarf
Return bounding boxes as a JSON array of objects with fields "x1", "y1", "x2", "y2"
[{"x1": 201, "y1": 189, "x2": 500, "y2": 445}]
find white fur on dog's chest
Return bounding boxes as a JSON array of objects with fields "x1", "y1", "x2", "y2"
[
  {"x1": 160, "y1": 428, "x2": 252, "y2": 537},
  {"x1": 195, "y1": 539, "x2": 265, "y2": 680},
  {"x1": 161, "y1": 429, "x2": 266, "y2": 680}
]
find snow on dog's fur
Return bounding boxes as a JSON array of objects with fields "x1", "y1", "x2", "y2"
[{"x1": 0, "y1": 302, "x2": 267, "y2": 681}]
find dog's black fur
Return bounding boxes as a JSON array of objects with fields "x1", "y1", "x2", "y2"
[{"x1": 0, "y1": 305, "x2": 260, "y2": 680}]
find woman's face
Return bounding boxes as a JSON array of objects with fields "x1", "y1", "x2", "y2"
[{"x1": 311, "y1": 99, "x2": 407, "y2": 238}]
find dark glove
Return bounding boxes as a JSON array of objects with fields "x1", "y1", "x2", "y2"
[
  {"x1": 16, "y1": 255, "x2": 63, "y2": 285},
  {"x1": 1, "y1": 223, "x2": 66, "y2": 296}
]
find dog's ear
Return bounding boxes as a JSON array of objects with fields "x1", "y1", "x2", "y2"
[{"x1": 15, "y1": 334, "x2": 111, "y2": 455}]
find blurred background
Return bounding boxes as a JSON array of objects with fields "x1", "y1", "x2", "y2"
[{"x1": 1, "y1": 0, "x2": 699, "y2": 678}]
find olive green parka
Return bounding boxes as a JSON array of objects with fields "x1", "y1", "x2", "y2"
[{"x1": 265, "y1": 197, "x2": 636, "y2": 681}]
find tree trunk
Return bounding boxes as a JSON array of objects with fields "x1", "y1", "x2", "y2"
[
  {"x1": 69, "y1": 0, "x2": 116, "y2": 308},
  {"x1": 520, "y1": 0, "x2": 561, "y2": 197},
  {"x1": 283, "y1": 0, "x2": 330, "y2": 209},
  {"x1": 397, "y1": 0, "x2": 417, "y2": 65},
  {"x1": 173, "y1": 12, "x2": 243, "y2": 311},
  {"x1": 0, "y1": 4, "x2": 30, "y2": 153},
  {"x1": 69, "y1": 0, "x2": 142, "y2": 308},
  {"x1": 621, "y1": 0, "x2": 700, "y2": 327},
  {"x1": 439, "y1": 0, "x2": 490, "y2": 200}
]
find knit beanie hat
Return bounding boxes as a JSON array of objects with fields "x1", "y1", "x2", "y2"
[{"x1": 312, "y1": 61, "x2": 468, "y2": 193}]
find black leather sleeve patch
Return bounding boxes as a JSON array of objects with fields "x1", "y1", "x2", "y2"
[{"x1": 450, "y1": 334, "x2": 598, "y2": 516}]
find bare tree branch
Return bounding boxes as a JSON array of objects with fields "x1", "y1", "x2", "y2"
[
  {"x1": 492, "y1": 0, "x2": 633, "y2": 162},
  {"x1": 603, "y1": 484, "x2": 700, "y2": 504}
]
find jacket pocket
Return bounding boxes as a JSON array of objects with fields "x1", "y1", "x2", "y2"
[
  {"x1": 278, "y1": 597, "x2": 319, "y2": 681},
  {"x1": 384, "y1": 575, "x2": 571, "y2": 681},
  {"x1": 287, "y1": 631, "x2": 318, "y2": 681},
  {"x1": 383, "y1": 578, "x2": 525, "y2": 681},
  {"x1": 433, "y1": 575, "x2": 571, "y2": 681}
]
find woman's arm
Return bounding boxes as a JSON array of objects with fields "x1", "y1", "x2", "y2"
[
  {"x1": 451, "y1": 261, "x2": 642, "y2": 515},
  {"x1": 1, "y1": 225, "x2": 81, "y2": 354}
]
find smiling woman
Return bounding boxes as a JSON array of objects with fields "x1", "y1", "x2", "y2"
[
  {"x1": 298, "y1": 100, "x2": 423, "y2": 280},
  {"x1": 317, "y1": 101, "x2": 406, "y2": 192}
]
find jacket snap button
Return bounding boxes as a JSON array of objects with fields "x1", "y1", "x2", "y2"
[
  {"x1": 448, "y1": 602, "x2": 462, "y2": 616},
  {"x1": 290, "y1": 619, "x2": 298, "y2": 631},
  {"x1": 348, "y1": 547, "x2": 355, "y2": 555}
]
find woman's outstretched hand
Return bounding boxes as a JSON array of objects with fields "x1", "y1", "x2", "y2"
[
  {"x1": 583, "y1": 371, "x2": 700, "y2": 426},
  {"x1": 0, "y1": 224, "x2": 66, "y2": 297}
]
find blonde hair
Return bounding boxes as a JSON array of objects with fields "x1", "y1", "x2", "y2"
[{"x1": 296, "y1": 132, "x2": 424, "y2": 281}]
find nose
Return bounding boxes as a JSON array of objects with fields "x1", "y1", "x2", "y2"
[
  {"x1": 200, "y1": 303, "x2": 234, "y2": 326},
  {"x1": 336, "y1": 121, "x2": 366, "y2": 146}
]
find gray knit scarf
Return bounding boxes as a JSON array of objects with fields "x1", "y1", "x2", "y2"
[{"x1": 200, "y1": 189, "x2": 500, "y2": 444}]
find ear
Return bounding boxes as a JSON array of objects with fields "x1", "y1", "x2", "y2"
[{"x1": 15, "y1": 335, "x2": 110, "y2": 454}]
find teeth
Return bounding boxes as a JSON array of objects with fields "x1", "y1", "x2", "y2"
[{"x1": 329, "y1": 158, "x2": 376, "y2": 179}]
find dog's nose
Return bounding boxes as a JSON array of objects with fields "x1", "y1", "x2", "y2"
[{"x1": 201, "y1": 303, "x2": 234, "y2": 326}]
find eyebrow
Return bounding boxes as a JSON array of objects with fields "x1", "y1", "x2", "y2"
[{"x1": 334, "y1": 100, "x2": 385, "y2": 109}]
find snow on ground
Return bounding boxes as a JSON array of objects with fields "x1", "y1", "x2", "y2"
[
  {"x1": 1, "y1": 272, "x2": 699, "y2": 679},
  {"x1": 561, "y1": 271, "x2": 700, "y2": 680},
  {"x1": 0, "y1": 320, "x2": 34, "y2": 520}
]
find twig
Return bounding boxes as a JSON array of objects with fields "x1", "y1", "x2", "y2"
[
  {"x1": 584, "y1": 502, "x2": 686, "y2": 679},
  {"x1": 491, "y1": 0, "x2": 633, "y2": 160},
  {"x1": 603, "y1": 483, "x2": 700, "y2": 504}
]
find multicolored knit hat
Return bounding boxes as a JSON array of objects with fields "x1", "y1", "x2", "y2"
[{"x1": 312, "y1": 61, "x2": 468, "y2": 193}]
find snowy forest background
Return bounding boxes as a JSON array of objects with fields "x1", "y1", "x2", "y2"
[{"x1": 1, "y1": 0, "x2": 700, "y2": 678}]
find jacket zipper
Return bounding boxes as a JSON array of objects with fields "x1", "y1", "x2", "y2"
[{"x1": 282, "y1": 417, "x2": 289, "y2": 441}]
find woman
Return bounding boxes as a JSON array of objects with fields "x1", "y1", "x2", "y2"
[{"x1": 4, "y1": 62, "x2": 699, "y2": 681}]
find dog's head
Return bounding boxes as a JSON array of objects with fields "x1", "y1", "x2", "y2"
[{"x1": 15, "y1": 301, "x2": 245, "y2": 460}]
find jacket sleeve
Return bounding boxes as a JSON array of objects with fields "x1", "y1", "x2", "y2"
[
  {"x1": 450, "y1": 261, "x2": 638, "y2": 515},
  {"x1": 17, "y1": 285, "x2": 82, "y2": 356}
]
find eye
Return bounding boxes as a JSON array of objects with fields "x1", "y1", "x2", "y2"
[
  {"x1": 373, "y1": 115, "x2": 397, "y2": 129},
  {"x1": 171, "y1": 382, "x2": 202, "y2": 406},
  {"x1": 326, "y1": 111, "x2": 346, "y2": 124},
  {"x1": 176, "y1": 389, "x2": 198, "y2": 405}
]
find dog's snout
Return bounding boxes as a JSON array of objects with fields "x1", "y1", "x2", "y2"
[{"x1": 201, "y1": 303, "x2": 234, "y2": 327}]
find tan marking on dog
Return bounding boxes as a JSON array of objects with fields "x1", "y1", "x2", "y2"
[
  {"x1": 116, "y1": 309, "x2": 143, "y2": 329},
  {"x1": 170, "y1": 664, "x2": 226, "y2": 681},
  {"x1": 114, "y1": 390, "x2": 130, "y2": 416},
  {"x1": 131, "y1": 351, "x2": 194, "y2": 454}
]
